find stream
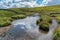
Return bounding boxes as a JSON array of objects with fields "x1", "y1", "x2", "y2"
[{"x1": 0, "y1": 14, "x2": 57, "y2": 40}]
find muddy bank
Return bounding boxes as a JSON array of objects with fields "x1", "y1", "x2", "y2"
[{"x1": 0, "y1": 25, "x2": 11, "y2": 37}]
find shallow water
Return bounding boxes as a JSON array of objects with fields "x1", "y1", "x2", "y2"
[{"x1": 0, "y1": 14, "x2": 57, "y2": 40}]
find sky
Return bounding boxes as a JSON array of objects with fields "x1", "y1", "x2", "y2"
[
  {"x1": 0, "y1": 0, "x2": 60, "y2": 8},
  {"x1": 36, "y1": 0, "x2": 43, "y2": 5}
]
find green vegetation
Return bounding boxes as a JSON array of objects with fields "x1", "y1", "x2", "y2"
[
  {"x1": 0, "y1": 10, "x2": 26, "y2": 27},
  {"x1": 0, "y1": 17, "x2": 12, "y2": 27},
  {"x1": 36, "y1": 15, "x2": 52, "y2": 32},
  {"x1": 50, "y1": 13, "x2": 60, "y2": 17},
  {"x1": 39, "y1": 22, "x2": 50, "y2": 32},
  {"x1": 52, "y1": 14, "x2": 60, "y2": 40},
  {"x1": 55, "y1": 17, "x2": 60, "y2": 24},
  {"x1": 54, "y1": 25, "x2": 60, "y2": 40},
  {"x1": 0, "y1": 5, "x2": 60, "y2": 39},
  {"x1": 50, "y1": 12, "x2": 60, "y2": 40},
  {"x1": 50, "y1": 13, "x2": 60, "y2": 24},
  {"x1": 40, "y1": 15, "x2": 52, "y2": 23},
  {"x1": 37, "y1": 15, "x2": 52, "y2": 24},
  {"x1": 0, "y1": 10, "x2": 16, "y2": 17},
  {"x1": 10, "y1": 5, "x2": 60, "y2": 14},
  {"x1": 11, "y1": 14, "x2": 26, "y2": 19}
]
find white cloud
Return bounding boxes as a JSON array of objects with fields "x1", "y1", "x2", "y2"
[
  {"x1": 39, "y1": 0, "x2": 60, "y2": 6},
  {"x1": 47, "y1": 0, "x2": 60, "y2": 5},
  {"x1": 0, "y1": 0, "x2": 60, "y2": 8},
  {"x1": 0, "y1": 0, "x2": 38, "y2": 8},
  {"x1": 39, "y1": 0, "x2": 52, "y2": 6}
]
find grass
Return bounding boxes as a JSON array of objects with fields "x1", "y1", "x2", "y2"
[
  {"x1": 39, "y1": 22, "x2": 50, "y2": 32},
  {"x1": 0, "y1": 10, "x2": 27, "y2": 27},
  {"x1": 10, "y1": 5, "x2": 60, "y2": 14},
  {"x1": 40, "y1": 15, "x2": 52, "y2": 22},
  {"x1": 0, "y1": 4, "x2": 60, "y2": 39},
  {"x1": 50, "y1": 13, "x2": 60, "y2": 17},
  {"x1": 0, "y1": 17, "x2": 12, "y2": 27},
  {"x1": 11, "y1": 14, "x2": 26, "y2": 19},
  {"x1": 36, "y1": 14, "x2": 52, "y2": 32},
  {"x1": 0, "y1": 10, "x2": 16, "y2": 17},
  {"x1": 51, "y1": 14, "x2": 60, "y2": 40},
  {"x1": 54, "y1": 25, "x2": 60, "y2": 40},
  {"x1": 37, "y1": 14, "x2": 52, "y2": 25},
  {"x1": 55, "y1": 17, "x2": 60, "y2": 24},
  {"x1": 50, "y1": 13, "x2": 60, "y2": 24},
  {"x1": 28, "y1": 5, "x2": 60, "y2": 13}
]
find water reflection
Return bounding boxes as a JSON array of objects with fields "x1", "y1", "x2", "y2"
[
  {"x1": 0, "y1": 14, "x2": 58, "y2": 40},
  {"x1": 8, "y1": 25, "x2": 27, "y2": 38}
]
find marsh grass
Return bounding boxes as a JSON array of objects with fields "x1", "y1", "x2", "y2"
[
  {"x1": 54, "y1": 25, "x2": 60, "y2": 40},
  {"x1": 0, "y1": 17, "x2": 12, "y2": 27}
]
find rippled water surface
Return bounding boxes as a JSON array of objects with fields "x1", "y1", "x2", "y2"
[{"x1": 0, "y1": 14, "x2": 58, "y2": 40}]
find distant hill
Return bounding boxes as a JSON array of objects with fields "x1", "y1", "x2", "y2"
[
  {"x1": 0, "y1": 5, "x2": 60, "y2": 13},
  {"x1": 9, "y1": 4, "x2": 60, "y2": 13}
]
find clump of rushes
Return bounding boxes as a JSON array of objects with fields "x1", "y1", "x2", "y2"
[
  {"x1": 48, "y1": 19, "x2": 52, "y2": 24},
  {"x1": 36, "y1": 18, "x2": 43, "y2": 25},
  {"x1": 55, "y1": 17, "x2": 60, "y2": 24},
  {"x1": 11, "y1": 14, "x2": 26, "y2": 19},
  {"x1": 36, "y1": 15, "x2": 52, "y2": 26},
  {"x1": 39, "y1": 22, "x2": 50, "y2": 32},
  {"x1": 0, "y1": 17, "x2": 12, "y2": 27},
  {"x1": 50, "y1": 14, "x2": 56, "y2": 17},
  {"x1": 36, "y1": 15, "x2": 52, "y2": 32},
  {"x1": 53, "y1": 25, "x2": 60, "y2": 40},
  {"x1": 40, "y1": 15, "x2": 52, "y2": 24}
]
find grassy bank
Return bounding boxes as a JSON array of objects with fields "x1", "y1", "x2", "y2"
[
  {"x1": 0, "y1": 10, "x2": 26, "y2": 27},
  {"x1": 52, "y1": 13, "x2": 60, "y2": 40},
  {"x1": 54, "y1": 25, "x2": 60, "y2": 40}
]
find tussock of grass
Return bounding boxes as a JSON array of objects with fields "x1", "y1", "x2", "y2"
[
  {"x1": 37, "y1": 15, "x2": 52, "y2": 25},
  {"x1": 54, "y1": 25, "x2": 60, "y2": 40},
  {"x1": 0, "y1": 17, "x2": 12, "y2": 27},
  {"x1": 39, "y1": 22, "x2": 50, "y2": 32},
  {"x1": 55, "y1": 17, "x2": 60, "y2": 24},
  {"x1": 36, "y1": 14, "x2": 52, "y2": 32},
  {"x1": 11, "y1": 15, "x2": 26, "y2": 19}
]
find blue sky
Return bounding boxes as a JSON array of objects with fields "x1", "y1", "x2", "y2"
[{"x1": 36, "y1": 0, "x2": 43, "y2": 5}]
